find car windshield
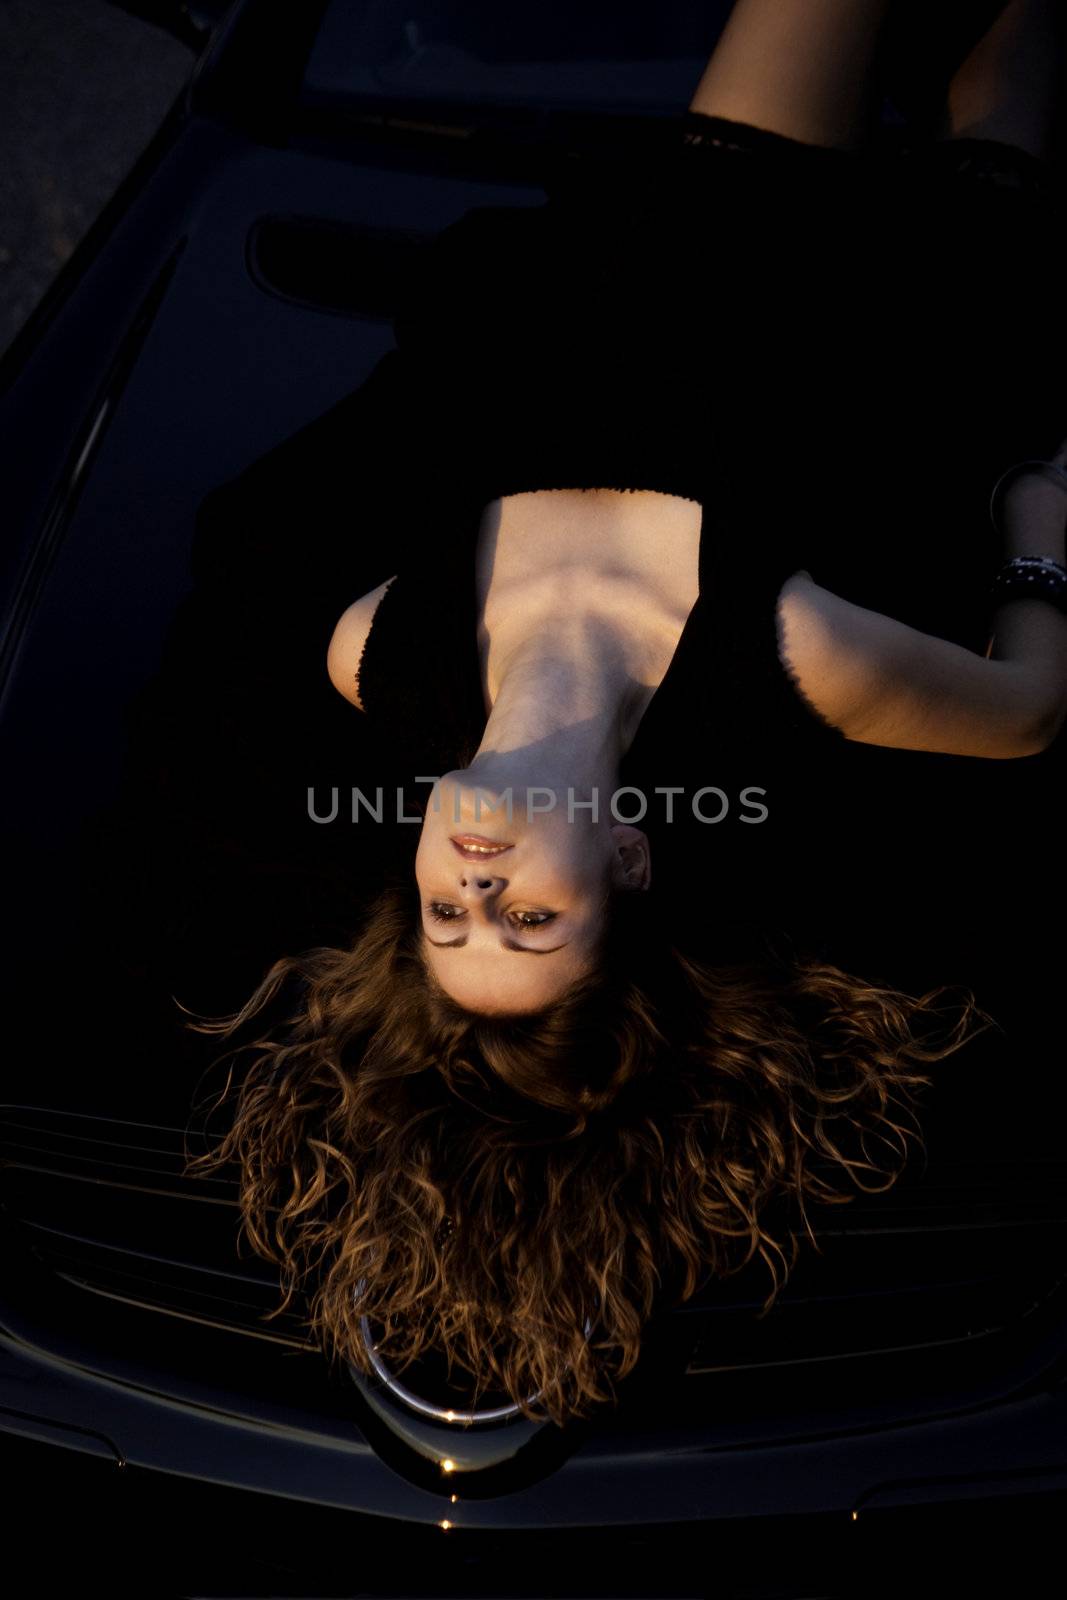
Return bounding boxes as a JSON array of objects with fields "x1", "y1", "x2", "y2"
[{"x1": 300, "y1": 0, "x2": 731, "y2": 115}]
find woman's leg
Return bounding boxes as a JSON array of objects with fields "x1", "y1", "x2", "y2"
[
  {"x1": 686, "y1": 0, "x2": 895, "y2": 151},
  {"x1": 933, "y1": 0, "x2": 1064, "y2": 159}
]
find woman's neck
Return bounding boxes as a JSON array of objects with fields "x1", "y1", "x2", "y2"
[{"x1": 468, "y1": 611, "x2": 655, "y2": 800}]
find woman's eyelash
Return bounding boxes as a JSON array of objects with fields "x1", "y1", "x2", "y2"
[{"x1": 425, "y1": 904, "x2": 556, "y2": 929}]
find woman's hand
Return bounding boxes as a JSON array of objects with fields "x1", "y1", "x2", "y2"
[
  {"x1": 997, "y1": 444, "x2": 1067, "y2": 563},
  {"x1": 984, "y1": 446, "x2": 1067, "y2": 748}
]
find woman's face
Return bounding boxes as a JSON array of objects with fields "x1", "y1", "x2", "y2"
[{"x1": 414, "y1": 773, "x2": 651, "y2": 1014}]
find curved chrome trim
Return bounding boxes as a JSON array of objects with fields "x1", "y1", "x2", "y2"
[{"x1": 354, "y1": 1278, "x2": 593, "y2": 1426}]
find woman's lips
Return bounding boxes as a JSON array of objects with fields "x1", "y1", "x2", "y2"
[{"x1": 451, "y1": 835, "x2": 514, "y2": 861}]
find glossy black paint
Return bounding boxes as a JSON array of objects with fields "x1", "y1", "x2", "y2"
[
  {"x1": 106, "y1": 0, "x2": 231, "y2": 51},
  {"x1": 2, "y1": 2, "x2": 1065, "y2": 1589}
]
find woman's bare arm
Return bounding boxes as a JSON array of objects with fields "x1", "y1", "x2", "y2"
[
  {"x1": 777, "y1": 573, "x2": 1067, "y2": 757},
  {"x1": 778, "y1": 462, "x2": 1067, "y2": 758},
  {"x1": 326, "y1": 577, "x2": 397, "y2": 711}
]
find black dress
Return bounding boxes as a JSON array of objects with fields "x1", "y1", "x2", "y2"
[
  {"x1": 344, "y1": 112, "x2": 1066, "y2": 868},
  {"x1": 179, "y1": 110, "x2": 1065, "y2": 919}
]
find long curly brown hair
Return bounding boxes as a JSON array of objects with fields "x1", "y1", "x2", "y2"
[{"x1": 185, "y1": 879, "x2": 991, "y2": 1429}]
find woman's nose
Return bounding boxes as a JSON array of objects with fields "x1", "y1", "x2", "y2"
[{"x1": 458, "y1": 873, "x2": 503, "y2": 898}]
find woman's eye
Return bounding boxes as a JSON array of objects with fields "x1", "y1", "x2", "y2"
[
  {"x1": 427, "y1": 903, "x2": 464, "y2": 922},
  {"x1": 425, "y1": 904, "x2": 556, "y2": 929}
]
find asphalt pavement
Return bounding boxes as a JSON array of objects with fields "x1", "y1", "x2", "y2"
[{"x1": 0, "y1": 0, "x2": 191, "y2": 359}]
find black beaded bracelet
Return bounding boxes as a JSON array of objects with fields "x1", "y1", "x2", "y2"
[{"x1": 990, "y1": 556, "x2": 1067, "y2": 612}]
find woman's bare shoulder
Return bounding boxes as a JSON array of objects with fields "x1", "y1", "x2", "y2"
[
  {"x1": 774, "y1": 570, "x2": 877, "y2": 737},
  {"x1": 326, "y1": 577, "x2": 397, "y2": 712}
]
